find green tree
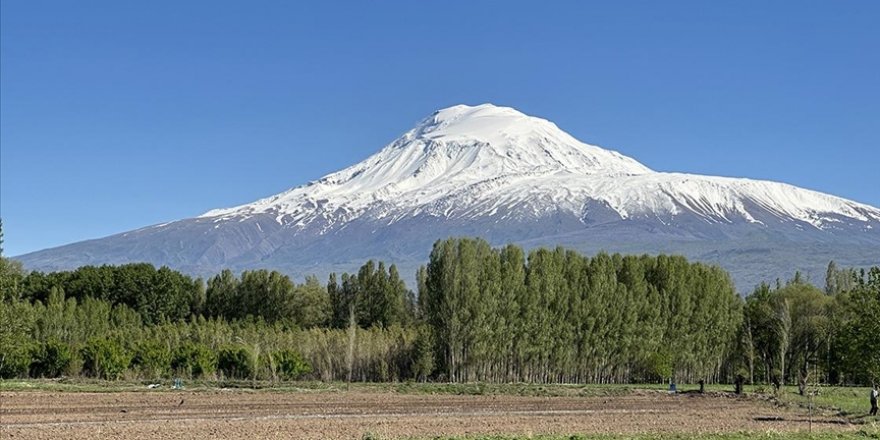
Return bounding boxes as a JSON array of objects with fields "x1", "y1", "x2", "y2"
[
  {"x1": 206, "y1": 269, "x2": 239, "y2": 319},
  {"x1": 292, "y1": 276, "x2": 330, "y2": 327},
  {"x1": 0, "y1": 219, "x2": 26, "y2": 301},
  {"x1": 835, "y1": 267, "x2": 880, "y2": 384}
]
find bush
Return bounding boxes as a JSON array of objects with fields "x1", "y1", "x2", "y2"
[
  {"x1": 272, "y1": 349, "x2": 311, "y2": 380},
  {"x1": 134, "y1": 340, "x2": 172, "y2": 379},
  {"x1": 218, "y1": 346, "x2": 254, "y2": 379},
  {"x1": 172, "y1": 343, "x2": 217, "y2": 379},
  {"x1": 0, "y1": 299, "x2": 36, "y2": 378},
  {"x1": 0, "y1": 343, "x2": 34, "y2": 379},
  {"x1": 81, "y1": 337, "x2": 132, "y2": 380},
  {"x1": 65, "y1": 348, "x2": 84, "y2": 377},
  {"x1": 30, "y1": 338, "x2": 72, "y2": 378},
  {"x1": 644, "y1": 351, "x2": 673, "y2": 382}
]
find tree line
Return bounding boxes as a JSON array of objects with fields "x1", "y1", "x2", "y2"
[
  {"x1": 1, "y1": 230, "x2": 878, "y2": 385},
  {"x1": 4, "y1": 261, "x2": 414, "y2": 330},
  {"x1": 421, "y1": 238, "x2": 742, "y2": 384},
  {"x1": 0, "y1": 288, "x2": 419, "y2": 381},
  {"x1": 737, "y1": 264, "x2": 880, "y2": 390}
]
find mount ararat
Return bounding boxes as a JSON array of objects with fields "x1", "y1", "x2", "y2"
[{"x1": 17, "y1": 104, "x2": 880, "y2": 290}]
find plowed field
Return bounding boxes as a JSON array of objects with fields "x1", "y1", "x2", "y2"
[{"x1": 0, "y1": 389, "x2": 853, "y2": 439}]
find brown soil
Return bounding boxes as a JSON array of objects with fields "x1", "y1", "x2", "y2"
[{"x1": 0, "y1": 389, "x2": 853, "y2": 439}]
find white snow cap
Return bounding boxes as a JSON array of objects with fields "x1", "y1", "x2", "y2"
[
  {"x1": 202, "y1": 104, "x2": 880, "y2": 230},
  {"x1": 405, "y1": 103, "x2": 653, "y2": 176}
]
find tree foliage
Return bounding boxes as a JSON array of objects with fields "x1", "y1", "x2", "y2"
[
  {"x1": 0, "y1": 233, "x2": 877, "y2": 386},
  {"x1": 738, "y1": 268, "x2": 880, "y2": 386},
  {"x1": 328, "y1": 260, "x2": 413, "y2": 329},
  {"x1": 423, "y1": 238, "x2": 742, "y2": 383}
]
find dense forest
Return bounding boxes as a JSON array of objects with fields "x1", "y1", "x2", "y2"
[{"x1": 1, "y1": 228, "x2": 878, "y2": 386}]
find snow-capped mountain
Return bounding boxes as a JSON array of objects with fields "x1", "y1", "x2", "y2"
[{"x1": 16, "y1": 104, "x2": 880, "y2": 290}]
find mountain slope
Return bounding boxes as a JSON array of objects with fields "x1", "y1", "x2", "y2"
[{"x1": 17, "y1": 104, "x2": 880, "y2": 290}]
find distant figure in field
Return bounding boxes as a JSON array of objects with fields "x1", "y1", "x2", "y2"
[
  {"x1": 798, "y1": 374, "x2": 807, "y2": 396},
  {"x1": 698, "y1": 379, "x2": 705, "y2": 394},
  {"x1": 871, "y1": 385, "x2": 878, "y2": 416},
  {"x1": 734, "y1": 374, "x2": 744, "y2": 395}
]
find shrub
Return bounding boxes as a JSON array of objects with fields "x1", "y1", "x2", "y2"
[
  {"x1": 81, "y1": 337, "x2": 132, "y2": 380},
  {"x1": 30, "y1": 338, "x2": 72, "y2": 378},
  {"x1": 644, "y1": 351, "x2": 673, "y2": 382},
  {"x1": 134, "y1": 340, "x2": 172, "y2": 379},
  {"x1": 272, "y1": 349, "x2": 311, "y2": 380},
  {"x1": 0, "y1": 343, "x2": 34, "y2": 379},
  {"x1": 218, "y1": 346, "x2": 253, "y2": 379},
  {"x1": 65, "y1": 347, "x2": 84, "y2": 377},
  {"x1": 172, "y1": 342, "x2": 217, "y2": 379},
  {"x1": 0, "y1": 300, "x2": 36, "y2": 378}
]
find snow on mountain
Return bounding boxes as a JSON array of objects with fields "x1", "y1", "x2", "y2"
[
  {"x1": 200, "y1": 103, "x2": 880, "y2": 232},
  {"x1": 16, "y1": 103, "x2": 880, "y2": 291}
]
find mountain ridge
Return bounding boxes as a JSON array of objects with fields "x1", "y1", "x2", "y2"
[
  {"x1": 200, "y1": 103, "x2": 880, "y2": 231},
  {"x1": 16, "y1": 103, "x2": 880, "y2": 290}
]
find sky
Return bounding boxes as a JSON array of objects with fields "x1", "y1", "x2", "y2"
[{"x1": 1, "y1": 1, "x2": 878, "y2": 257}]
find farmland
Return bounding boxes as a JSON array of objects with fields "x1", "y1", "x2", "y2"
[{"x1": 2, "y1": 382, "x2": 875, "y2": 440}]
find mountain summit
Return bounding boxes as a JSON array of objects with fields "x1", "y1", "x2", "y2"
[
  {"x1": 203, "y1": 104, "x2": 878, "y2": 233},
  {"x1": 202, "y1": 104, "x2": 652, "y2": 224},
  {"x1": 17, "y1": 104, "x2": 880, "y2": 289}
]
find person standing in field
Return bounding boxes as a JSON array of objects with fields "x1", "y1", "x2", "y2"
[{"x1": 871, "y1": 385, "x2": 879, "y2": 416}]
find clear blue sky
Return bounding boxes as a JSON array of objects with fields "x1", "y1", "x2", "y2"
[{"x1": 2, "y1": 1, "x2": 878, "y2": 256}]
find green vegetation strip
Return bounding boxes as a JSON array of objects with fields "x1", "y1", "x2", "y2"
[
  {"x1": 405, "y1": 433, "x2": 879, "y2": 440},
  {"x1": 2, "y1": 237, "x2": 879, "y2": 414},
  {"x1": 0, "y1": 380, "x2": 643, "y2": 395}
]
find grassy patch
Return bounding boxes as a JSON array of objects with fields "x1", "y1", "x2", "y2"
[
  {"x1": 413, "y1": 431, "x2": 880, "y2": 440},
  {"x1": 0, "y1": 379, "x2": 834, "y2": 396},
  {"x1": 0, "y1": 379, "x2": 662, "y2": 396},
  {"x1": 768, "y1": 386, "x2": 877, "y2": 420},
  {"x1": 0, "y1": 378, "x2": 353, "y2": 393}
]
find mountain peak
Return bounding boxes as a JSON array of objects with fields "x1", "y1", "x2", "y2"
[
  {"x1": 428, "y1": 103, "x2": 525, "y2": 126},
  {"x1": 20, "y1": 105, "x2": 880, "y2": 292},
  {"x1": 413, "y1": 103, "x2": 579, "y2": 148},
  {"x1": 399, "y1": 103, "x2": 653, "y2": 175},
  {"x1": 201, "y1": 104, "x2": 656, "y2": 220},
  {"x1": 200, "y1": 104, "x2": 875, "y2": 237}
]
